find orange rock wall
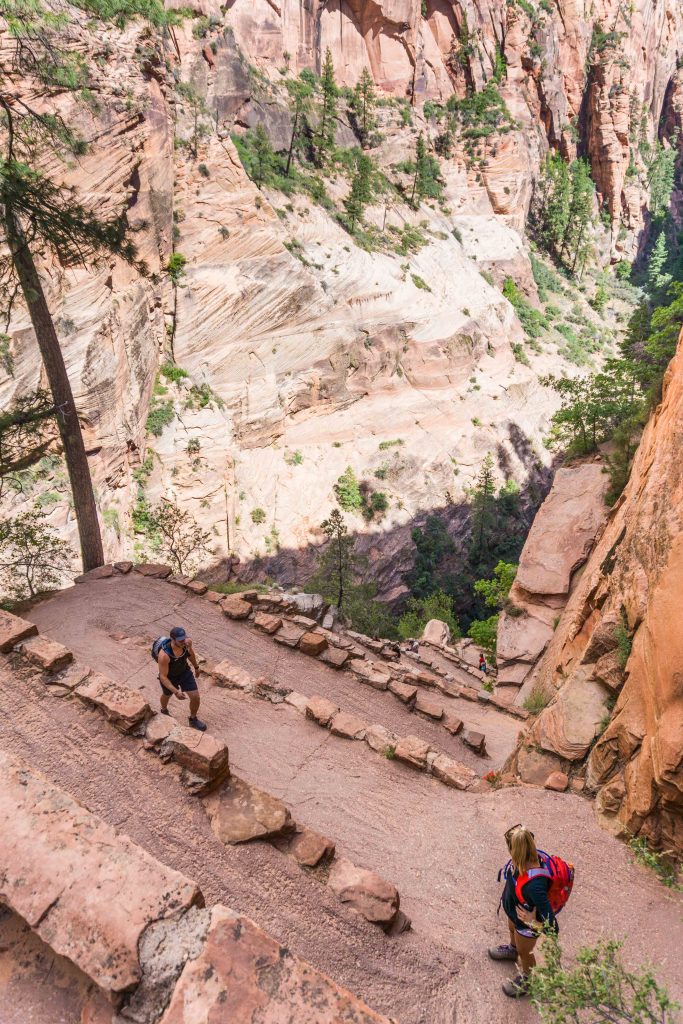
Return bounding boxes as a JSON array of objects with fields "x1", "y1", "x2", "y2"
[{"x1": 514, "y1": 330, "x2": 683, "y2": 856}]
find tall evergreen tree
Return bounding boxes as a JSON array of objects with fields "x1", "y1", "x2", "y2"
[
  {"x1": 316, "y1": 47, "x2": 338, "y2": 165},
  {"x1": 647, "y1": 230, "x2": 671, "y2": 295},
  {"x1": 285, "y1": 78, "x2": 313, "y2": 176},
  {"x1": 469, "y1": 453, "x2": 496, "y2": 565},
  {"x1": 350, "y1": 68, "x2": 377, "y2": 148},
  {"x1": 562, "y1": 158, "x2": 595, "y2": 274},
  {"x1": 343, "y1": 153, "x2": 373, "y2": 231},
  {"x1": 251, "y1": 123, "x2": 273, "y2": 188}
]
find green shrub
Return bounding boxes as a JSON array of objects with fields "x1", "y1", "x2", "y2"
[
  {"x1": 160, "y1": 362, "x2": 188, "y2": 383},
  {"x1": 167, "y1": 252, "x2": 187, "y2": 284},
  {"x1": 503, "y1": 277, "x2": 549, "y2": 338},
  {"x1": 512, "y1": 342, "x2": 530, "y2": 365},
  {"x1": 197, "y1": 163, "x2": 210, "y2": 178},
  {"x1": 398, "y1": 589, "x2": 460, "y2": 640},
  {"x1": 334, "y1": 466, "x2": 363, "y2": 511},
  {"x1": 614, "y1": 621, "x2": 632, "y2": 667},
  {"x1": 285, "y1": 449, "x2": 304, "y2": 465},
  {"x1": 102, "y1": 507, "x2": 121, "y2": 536},
  {"x1": 411, "y1": 274, "x2": 431, "y2": 292},
  {"x1": 468, "y1": 613, "x2": 499, "y2": 656},
  {"x1": 378, "y1": 439, "x2": 404, "y2": 450},
  {"x1": 250, "y1": 507, "x2": 266, "y2": 524},
  {"x1": 523, "y1": 686, "x2": 551, "y2": 714},
  {"x1": 629, "y1": 836, "x2": 680, "y2": 889},
  {"x1": 146, "y1": 399, "x2": 175, "y2": 437}
]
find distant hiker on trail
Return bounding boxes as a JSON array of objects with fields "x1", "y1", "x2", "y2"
[
  {"x1": 153, "y1": 627, "x2": 207, "y2": 732},
  {"x1": 479, "y1": 653, "x2": 488, "y2": 675},
  {"x1": 489, "y1": 824, "x2": 574, "y2": 998}
]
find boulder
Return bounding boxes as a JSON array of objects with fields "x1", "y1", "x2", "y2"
[
  {"x1": 328, "y1": 858, "x2": 399, "y2": 929},
  {"x1": 330, "y1": 711, "x2": 366, "y2": 740},
  {"x1": 299, "y1": 632, "x2": 328, "y2": 656},
  {"x1": 144, "y1": 713, "x2": 176, "y2": 749},
  {"x1": 364, "y1": 724, "x2": 398, "y2": 755},
  {"x1": 320, "y1": 646, "x2": 350, "y2": 669},
  {"x1": 186, "y1": 579, "x2": 208, "y2": 595},
  {"x1": 593, "y1": 650, "x2": 625, "y2": 692},
  {"x1": 274, "y1": 622, "x2": 307, "y2": 647},
  {"x1": 113, "y1": 561, "x2": 133, "y2": 574},
  {"x1": 517, "y1": 746, "x2": 563, "y2": 786},
  {"x1": 75, "y1": 673, "x2": 151, "y2": 733},
  {"x1": 220, "y1": 595, "x2": 252, "y2": 620},
  {"x1": 352, "y1": 660, "x2": 391, "y2": 690},
  {"x1": 389, "y1": 680, "x2": 417, "y2": 704},
  {"x1": 497, "y1": 611, "x2": 554, "y2": 666},
  {"x1": 53, "y1": 662, "x2": 91, "y2": 691},
  {"x1": 212, "y1": 659, "x2": 253, "y2": 691},
  {"x1": 206, "y1": 590, "x2": 222, "y2": 603},
  {"x1": 288, "y1": 827, "x2": 335, "y2": 867},
  {"x1": 19, "y1": 635, "x2": 73, "y2": 673},
  {"x1": 0, "y1": 750, "x2": 200, "y2": 1000},
  {"x1": 421, "y1": 619, "x2": 451, "y2": 646},
  {"x1": 305, "y1": 696, "x2": 338, "y2": 727},
  {"x1": 284, "y1": 591, "x2": 325, "y2": 618},
  {"x1": 0, "y1": 610, "x2": 38, "y2": 652},
  {"x1": 75, "y1": 564, "x2": 114, "y2": 582},
  {"x1": 544, "y1": 771, "x2": 569, "y2": 792},
  {"x1": 284, "y1": 691, "x2": 309, "y2": 713},
  {"x1": 535, "y1": 669, "x2": 610, "y2": 761},
  {"x1": 291, "y1": 614, "x2": 318, "y2": 629},
  {"x1": 254, "y1": 611, "x2": 283, "y2": 634},
  {"x1": 415, "y1": 694, "x2": 443, "y2": 720},
  {"x1": 133, "y1": 563, "x2": 172, "y2": 578},
  {"x1": 443, "y1": 713, "x2": 464, "y2": 735},
  {"x1": 161, "y1": 727, "x2": 230, "y2": 788},
  {"x1": 394, "y1": 735, "x2": 431, "y2": 770},
  {"x1": 205, "y1": 776, "x2": 293, "y2": 844},
  {"x1": 462, "y1": 730, "x2": 487, "y2": 755},
  {"x1": 169, "y1": 574, "x2": 192, "y2": 587},
  {"x1": 158, "y1": 906, "x2": 390, "y2": 1024},
  {"x1": 431, "y1": 754, "x2": 478, "y2": 790}
]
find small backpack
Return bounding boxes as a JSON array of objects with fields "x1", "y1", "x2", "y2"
[
  {"x1": 151, "y1": 636, "x2": 171, "y2": 662},
  {"x1": 500, "y1": 850, "x2": 575, "y2": 914}
]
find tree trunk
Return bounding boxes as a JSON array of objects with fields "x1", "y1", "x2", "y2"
[
  {"x1": 5, "y1": 207, "x2": 104, "y2": 571},
  {"x1": 285, "y1": 109, "x2": 299, "y2": 177}
]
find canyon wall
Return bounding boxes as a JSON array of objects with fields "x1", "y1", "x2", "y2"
[
  {"x1": 506, "y1": 329, "x2": 683, "y2": 856},
  {"x1": 1, "y1": 0, "x2": 682, "y2": 592}
]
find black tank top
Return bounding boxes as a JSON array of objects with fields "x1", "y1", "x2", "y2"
[{"x1": 165, "y1": 642, "x2": 190, "y2": 680}]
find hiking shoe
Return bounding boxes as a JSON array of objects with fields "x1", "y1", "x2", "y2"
[
  {"x1": 160, "y1": 708, "x2": 171, "y2": 717},
  {"x1": 502, "y1": 974, "x2": 530, "y2": 998},
  {"x1": 189, "y1": 716, "x2": 207, "y2": 732},
  {"x1": 488, "y1": 943, "x2": 517, "y2": 961}
]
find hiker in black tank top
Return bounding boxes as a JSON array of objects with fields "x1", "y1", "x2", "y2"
[{"x1": 157, "y1": 625, "x2": 207, "y2": 732}]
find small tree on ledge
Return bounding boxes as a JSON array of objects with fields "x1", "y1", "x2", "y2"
[{"x1": 146, "y1": 500, "x2": 212, "y2": 576}]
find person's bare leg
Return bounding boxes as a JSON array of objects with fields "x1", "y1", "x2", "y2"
[
  {"x1": 160, "y1": 688, "x2": 171, "y2": 712},
  {"x1": 189, "y1": 691, "x2": 200, "y2": 718},
  {"x1": 513, "y1": 932, "x2": 537, "y2": 975}
]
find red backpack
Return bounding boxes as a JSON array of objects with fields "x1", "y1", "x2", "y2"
[{"x1": 503, "y1": 850, "x2": 575, "y2": 914}]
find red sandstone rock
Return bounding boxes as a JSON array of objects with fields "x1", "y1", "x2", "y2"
[
  {"x1": 415, "y1": 694, "x2": 443, "y2": 720},
  {"x1": 20, "y1": 635, "x2": 73, "y2": 673},
  {"x1": 169, "y1": 574, "x2": 192, "y2": 587},
  {"x1": 443, "y1": 713, "x2": 464, "y2": 735},
  {"x1": 364, "y1": 724, "x2": 398, "y2": 755},
  {"x1": 158, "y1": 905, "x2": 389, "y2": 1024},
  {"x1": 205, "y1": 776, "x2": 292, "y2": 844},
  {"x1": 206, "y1": 590, "x2": 222, "y2": 603},
  {"x1": 431, "y1": 754, "x2": 477, "y2": 790},
  {"x1": 284, "y1": 690, "x2": 309, "y2": 713},
  {"x1": 133, "y1": 563, "x2": 172, "y2": 578},
  {"x1": 330, "y1": 711, "x2": 366, "y2": 740},
  {"x1": 421, "y1": 619, "x2": 451, "y2": 646},
  {"x1": 462, "y1": 730, "x2": 487, "y2": 755},
  {"x1": 75, "y1": 564, "x2": 114, "y2": 583},
  {"x1": 113, "y1": 560, "x2": 132, "y2": 574},
  {"x1": 328, "y1": 858, "x2": 399, "y2": 929},
  {"x1": 75, "y1": 672, "x2": 151, "y2": 732},
  {"x1": 0, "y1": 750, "x2": 200, "y2": 999},
  {"x1": 186, "y1": 579, "x2": 208, "y2": 595},
  {"x1": 275, "y1": 622, "x2": 307, "y2": 647},
  {"x1": 394, "y1": 735, "x2": 431, "y2": 770},
  {"x1": 517, "y1": 747, "x2": 563, "y2": 786},
  {"x1": 220, "y1": 595, "x2": 252, "y2": 619},
  {"x1": 320, "y1": 646, "x2": 350, "y2": 669},
  {"x1": 213, "y1": 659, "x2": 253, "y2": 690},
  {"x1": 144, "y1": 713, "x2": 176, "y2": 749},
  {"x1": 389, "y1": 679, "x2": 417, "y2": 704},
  {"x1": 254, "y1": 611, "x2": 283, "y2": 634},
  {"x1": 161, "y1": 726, "x2": 230, "y2": 787},
  {"x1": 299, "y1": 632, "x2": 328, "y2": 656},
  {"x1": 53, "y1": 662, "x2": 91, "y2": 691},
  {"x1": 288, "y1": 827, "x2": 335, "y2": 867},
  {"x1": 0, "y1": 610, "x2": 38, "y2": 652},
  {"x1": 305, "y1": 695, "x2": 338, "y2": 727},
  {"x1": 544, "y1": 771, "x2": 569, "y2": 792}
]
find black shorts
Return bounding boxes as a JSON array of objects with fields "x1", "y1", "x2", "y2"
[{"x1": 159, "y1": 668, "x2": 197, "y2": 695}]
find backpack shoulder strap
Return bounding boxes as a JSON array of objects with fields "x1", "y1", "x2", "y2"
[{"x1": 515, "y1": 866, "x2": 551, "y2": 904}]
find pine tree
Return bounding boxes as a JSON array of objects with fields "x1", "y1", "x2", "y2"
[
  {"x1": 316, "y1": 509, "x2": 354, "y2": 611},
  {"x1": 561, "y1": 158, "x2": 595, "y2": 275},
  {"x1": 469, "y1": 453, "x2": 496, "y2": 565},
  {"x1": 316, "y1": 47, "x2": 338, "y2": 165},
  {"x1": 251, "y1": 123, "x2": 273, "y2": 188},
  {"x1": 647, "y1": 230, "x2": 671, "y2": 295},
  {"x1": 0, "y1": 0, "x2": 173, "y2": 571},
  {"x1": 343, "y1": 153, "x2": 373, "y2": 231},
  {"x1": 350, "y1": 68, "x2": 377, "y2": 148},
  {"x1": 534, "y1": 153, "x2": 571, "y2": 259},
  {"x1": 285, "y1": 78, "x2": 313, "y2": 176},
  {"x1": 410, "y1": 133, "x2": 442, "y2": 206}
]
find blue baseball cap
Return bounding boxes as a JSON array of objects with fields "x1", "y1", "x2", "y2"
[{"x1": 170, "y1": 626, "x2": 187, "y2": 641}]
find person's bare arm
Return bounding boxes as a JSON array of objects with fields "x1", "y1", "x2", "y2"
[
  {"x1": 157, "y1": 650, "x2": 186, "y2": 699},
  {"x1": 186, "y1": 639, "x2": 200, "y2": 675}
]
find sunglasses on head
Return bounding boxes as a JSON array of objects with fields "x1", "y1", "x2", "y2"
[{"x1": 504, "y1": 824, "x2": 534, "y2": 848}]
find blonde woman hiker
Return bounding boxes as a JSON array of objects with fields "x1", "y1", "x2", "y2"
[{"x1": 488, "y1": 824, "x2": 574, "y2": 998}]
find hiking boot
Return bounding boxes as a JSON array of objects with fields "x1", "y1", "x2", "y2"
[
  {"x1": 160, "y1": 708, "x2": 171, "y2": 717},
  {"x1": 189, "y1": 716, "x2": 207, "y2": 732},
  {"x1": 488, "y1": 943, "x2": 517, "y2": 961},
  {"x1": 502, "y1": 974, "x2": 530, "y2": 998}
]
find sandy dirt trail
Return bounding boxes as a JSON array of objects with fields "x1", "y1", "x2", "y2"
[{"x1": 8, "y1": 575, "x2": 681, "y2": 1024}]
